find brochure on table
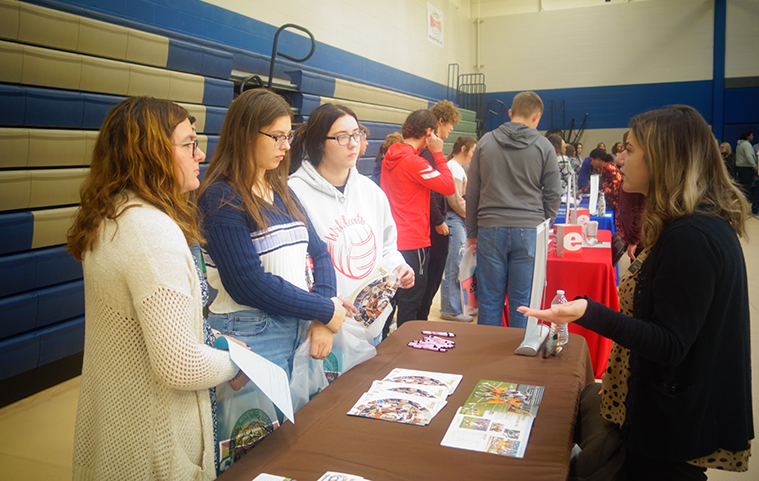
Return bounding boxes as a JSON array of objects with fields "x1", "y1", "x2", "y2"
[
  {"x1": 347, "y1": 368, "x2": 462, "y2": 426},
  {"x1": 441, "y1": 380, "x2": 545, "y2": 458},
  {"x1": 348, "y1": 270, "x2": 398, "y2": 339}
]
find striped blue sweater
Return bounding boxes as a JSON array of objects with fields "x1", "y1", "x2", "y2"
[{"x1": 198, "y1": 181, "x2": 337, "y2": 323}]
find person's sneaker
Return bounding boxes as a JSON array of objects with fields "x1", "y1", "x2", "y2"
[{"x1": 441, "y1": 313, "x2": 474, "y2": 322}]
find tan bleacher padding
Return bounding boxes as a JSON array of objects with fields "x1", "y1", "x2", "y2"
[
  {"x1": 31, "y1": 206, "x2": 77, "y2": 249},
  {"x1": 333, "y1": 79, "x2": 429, "y2": 111},
  {"x1": 0, "y1": 0, "x2": 20, "y2": 41},
  {"x1": 128, "y1": 63, "x2": 171, "y2": 98},
  {"x1": 22, "y1": 43, "x2": 82, "y2": 90},
  {"x1": 321, "y1": 97, "x2": 411, "y2": 125},
  {"x1": 169, "y1": 70, "x2": 204, "y2": 104},
  {"x1": 0, "y1": 39, "x2": 207, "y2": 104},
  {"x1": 29, "y1": 168, "x2": 88, "y2": 208},
  {"x1": 125, "y1": 28, "x2": 168, "y2": 67},
  {"x1": 0, "y1": 40, "x2": 22, "y2": 83},
  {"x1": 178, "y1": 103, "x2": 207, "y2": 133},
  {"x1": 28, "y1": 130, "x2": 90, "y2": 167},
  {"x1": 85, "y1": 131, "x2": 98, "y2": 165},
  {"x1": 0, "y1": 170, "x2": 31, "y2": 210},
  {"x1": 80, "y1": 55, "x2": 130, "y2": 95},
  {"x1": 17, "y1": 1, "x2": 78, "y2": 51},
  {"x1": 77, "y1": 16, "x2": 128, "y2": 61},
  {"x1": 1, "y1": 0, "x2": 167, "y2": 68},
  {"x1": 0, "y1": 128, "x2": 29, "y2": 168}
]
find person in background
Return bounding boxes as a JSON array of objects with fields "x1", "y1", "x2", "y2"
[
  {"x1": 519, "y1": 104, "x2": 753, "y2": 481},
  {"x1": 439, "y1": 135, "x2": 477, "y2": 322},
  {"x1": 548, "y1": 133, "x2": 573, "y2": 193},
  {"x1": 288, "y1": 103, "x2": 414, "y2": 344},
  {"x1": 372, "y1": 131, "x2": 403, "y2": 187},
  {"x1": 381, "y1": 109, "x2": 454, "y2": 330},
  {"x1": 68, "y1": 97, "x2": 245, "y2": 480},
  {"x1": 565, "y1": 143, "x2": 581, "y2": 173},
  {"x1": 577, "y1": 141, "x2": 603, "y2": 190},
  {"x1": 357, "y1": 123, "x2": 370, "y2": 171},
  {"x1": 719, "y1": 142, "x2": 736, "y2": 180},
  {"x1": 581, "y1": 148, "x2": 622, "y2": 211},
  {"x1": 466, "y1": 91, "x2": 561, "y2": 328},
  {"x1": 576, "y1": 142, "x2": 584, "y2": 161},
  {"x1": 611, "y1": 141, "x2": 623, "y2": 160},
  {"x1": 198, "y1": 89, "x2": 347, "y2": 377},
  {"x1": 418, "y1": 100, "x2": 461, "y2": 320},
  {"x1": 735, "y1": 131, "x2": 757, "y2": 212}
]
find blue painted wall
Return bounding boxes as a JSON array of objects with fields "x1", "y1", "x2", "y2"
[{"x1": 484, "y1": 80, "x2": 714, "y2": 134}]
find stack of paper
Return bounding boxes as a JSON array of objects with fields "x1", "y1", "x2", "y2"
[
  {"x1": 317, "y1": 472, "x2": 372, "y2": 481},
  {"x1": 347, "y1": 368, "x2": 462, "y2": 426},
  {"x1": 441, "y1": 380, "x2": 544, "y2": 458}
]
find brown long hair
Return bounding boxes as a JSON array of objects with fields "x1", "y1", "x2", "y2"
[
  {"x1": 198, "y1": 89, "x2": 305, "y2": 230},
  {"x1": 630, "y1": 105, "x2": 749, "y2": 246},
  {"x1": 67, "y1": 97, "x2": 199, "y2": 261}
]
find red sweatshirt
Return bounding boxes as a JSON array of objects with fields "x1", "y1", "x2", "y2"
[{"x1": 380, "y1": 142, "x2": 455, "y2": 250}]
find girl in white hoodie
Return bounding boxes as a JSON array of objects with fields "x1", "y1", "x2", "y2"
[{"x1": 289, "y1": 104, "x2": 414, "y2": 343}]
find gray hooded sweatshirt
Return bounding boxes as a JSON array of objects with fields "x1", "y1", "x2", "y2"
[{"x1": 466, "y1": 121, "x2": 561, "y2": 238}]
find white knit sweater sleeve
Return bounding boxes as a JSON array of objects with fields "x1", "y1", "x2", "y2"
[{"x1": 118, "y1": 204, "x2": 238, "y2": 390}]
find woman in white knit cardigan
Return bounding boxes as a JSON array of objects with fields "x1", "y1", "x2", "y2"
[{"x1": 67, "y1": 97, "x2": 245, "y2": 480}]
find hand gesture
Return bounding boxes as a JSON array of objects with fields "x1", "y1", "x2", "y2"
[
  {"x1": 517, "y1": 299, "x2": 588, "y2": 325},
  {"x1": 326, "y1": 297, "x2": 348, "y2": 333},
  {"x1": 427, "y1": 131, "x2": 444, "y2": 153},
  {"x1": 307, "y1": 321, "x2": 334, "y2": 360},
  {"x1": 393, "y1": 264, "x2": 415, "y2": 289}
]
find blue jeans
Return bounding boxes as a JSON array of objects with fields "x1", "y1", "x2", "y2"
[
  {"x1": 208, "y1": 308, "x2": 301, "y2": 378},
  {"x1": 476, "y1": 227, "x2": 536, "y2": 328},
  {"x1": 440, "y1": 213, "x2": 467, "y2": 316}
]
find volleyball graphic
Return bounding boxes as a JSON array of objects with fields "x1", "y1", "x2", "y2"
[{"x1": 325, "y1": 214, "x2": 377, "y2": 280}]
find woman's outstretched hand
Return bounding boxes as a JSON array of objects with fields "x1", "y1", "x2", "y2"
[{"x1": 517, "y1": 299, "x2": 588, "y2": 324}]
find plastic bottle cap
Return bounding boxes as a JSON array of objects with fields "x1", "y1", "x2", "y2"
[{"x1": 557, "y1": 290, "x2": 565, "y2": 295}]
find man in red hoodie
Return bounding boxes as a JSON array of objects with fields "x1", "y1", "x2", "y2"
[{"x1": 381, "y1": 109, "x2": 455, "y2": 331}]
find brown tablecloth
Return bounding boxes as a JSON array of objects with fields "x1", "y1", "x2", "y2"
[{"x1": 218, "y1": 321, "x2": 595, "y2": 481}]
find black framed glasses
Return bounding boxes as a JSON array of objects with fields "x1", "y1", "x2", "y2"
[
  {"x1": 325, "y1": 130, "x2": 365, "y2": 146},
  {"x1": 259, "y1": 131, "x2": 294, "y2": 148},
  {"x1": 172, "y1": 139, "x2": 199, "y2": 157}
]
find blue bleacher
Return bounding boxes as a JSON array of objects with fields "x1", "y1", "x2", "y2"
[{"x1": 0, "y1": 246, "x2": 81, "y2": 297}]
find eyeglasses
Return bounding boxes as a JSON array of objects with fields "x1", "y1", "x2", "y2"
[
  {"x1": 259, "y1": 131, "x2": 294, "y2": 148},
  {"x1": 172, "y1": 139, "x2": 199, "y2": 157},
  {"x1": 325, "y1": 130, "x2": 366, "y2": 146}
]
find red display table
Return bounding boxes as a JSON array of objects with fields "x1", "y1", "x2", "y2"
[{"x1": 543, "y1": 230, "x2": 618, "y2": 378}]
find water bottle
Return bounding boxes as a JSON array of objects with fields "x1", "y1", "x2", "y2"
[
  {"x1": 551, "y1": 290, "x2": 569, "y2": 345},
  {"x1": 597, "y1": 191, "x2": 606, "y2": 216}
]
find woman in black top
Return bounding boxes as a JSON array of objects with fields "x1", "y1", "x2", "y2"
[{"x1": 520, "y1": 105, "x2": 753, "y2": 480}]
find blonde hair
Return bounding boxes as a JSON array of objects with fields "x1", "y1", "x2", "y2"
[
  {"x1": 719, "y1": 142, "x2": 732, "y2": 155},
  {"x1": 67, "y1": 97, "x2": 199, "y2": 261},
  {"x1": 630, "y1": 105, "x2": 749, "y2": 246}
]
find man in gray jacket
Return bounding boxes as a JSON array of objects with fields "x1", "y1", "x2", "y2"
[{"x1": 466, "y1": 91, "x2": 561, "y2": 327}]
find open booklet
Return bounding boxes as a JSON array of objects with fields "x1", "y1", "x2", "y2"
[
  {"x1": 441, "y1": 380, "x2": 544, "y2": 458},
  {"x1": 348, "y1": 270, "x2": 398, "y2": 339},
  {"x1": 347, "y1": 368, "x2": 462, "y2": 426}
]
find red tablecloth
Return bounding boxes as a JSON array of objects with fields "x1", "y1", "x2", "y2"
[{"x1": 543, "y1": 230, "x2": 618, "y2": 379}]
